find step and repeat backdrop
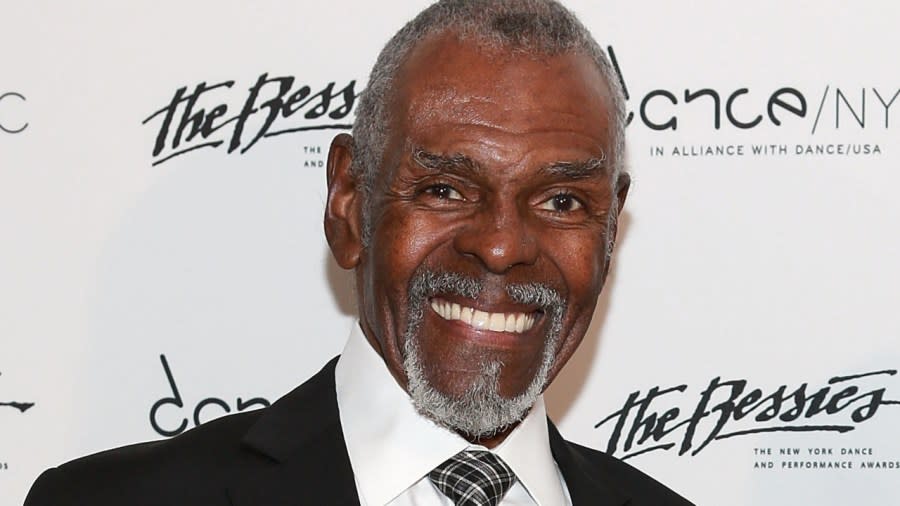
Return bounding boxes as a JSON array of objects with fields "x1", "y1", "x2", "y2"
[{"x1": 2, "y1": 1, "x2": 898, "y2": 505}]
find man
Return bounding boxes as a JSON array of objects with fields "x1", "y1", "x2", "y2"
[{"x1": 26, "y1": 1, "x2": 693, "y2": 505}]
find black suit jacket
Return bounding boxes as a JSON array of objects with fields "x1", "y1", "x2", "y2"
[{"x1": 25, "y1": 358, "x2": 693, "y2": 505}]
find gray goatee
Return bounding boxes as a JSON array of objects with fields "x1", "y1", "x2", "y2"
[{"x1": 402, "y1": 270, "x2": 565, "y2": 439}]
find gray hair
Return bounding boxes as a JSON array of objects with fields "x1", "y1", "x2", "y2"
[{"x1": 351, "y1": 0, "x2": 627, "y2": 243}]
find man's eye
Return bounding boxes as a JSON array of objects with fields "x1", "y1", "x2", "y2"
[
  {"x1": 424, "y1": 184, "x2": 464, "y2": 201},
  {"x1": 539, "y1": 193, "x2": 583, "y2": 212}
]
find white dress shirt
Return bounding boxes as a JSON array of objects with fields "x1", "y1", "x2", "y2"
[{"x1": 335, "y1": 322, "x2": 572, "y2": 506}]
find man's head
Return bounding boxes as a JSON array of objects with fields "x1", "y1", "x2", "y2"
[{"x1": 325, "y1": 0, "x2": 630, "y2": 444}]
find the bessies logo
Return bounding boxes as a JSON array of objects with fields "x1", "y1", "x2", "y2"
[
  {"x1": 0, "y1": 92, "x2": 28, "y2": 134},
  {"x1": 0, "y1": 371, "x2": 34, "y2": 414},
  {"x1": 149, "y1": 354, "x2": 270, "y2": 437},
  {"x1": 606, "y1": 46, "x2": 897, "y2": 158},
  {"x1": 142, "y1": 75, "x2": 356, "y2": 166},
  {"x1": 596, "y1": 369, "x2": 900, "y2": 462}
]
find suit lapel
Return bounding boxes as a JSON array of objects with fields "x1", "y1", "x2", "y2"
[
  {"x1": 228, "y1": 358, "x2": 360, "y2": 506},
  {"x1": 226, "y1": 359, "x2": 631, "y2": 506},
  {"x1": 548, "y1": 421, "x2": 630, "y2": 506}
]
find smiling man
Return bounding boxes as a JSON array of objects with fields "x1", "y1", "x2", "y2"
[
  {"x1": 26, "y1": 1, "x2": 692, "y2": 505},
  {"x1": 322, "y1": 1, "x2": 692, "y2": 504}
]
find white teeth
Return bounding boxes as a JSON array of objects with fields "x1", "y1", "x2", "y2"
[
  {"x1": 488, "y1": 313, "x2": 506, "y2": 332},
  {"x1": 461, "y1": 306, "x2": 473, "y2": 324},
  {"x1": 505, "y1": 314, "x2": 516, "y2": 332},
  {"x1": 430, "y1": 298, "x2": 537, "y2": 334},
  {"x1": 472, "y1": 310, "x2": 489, "y2": 329}
]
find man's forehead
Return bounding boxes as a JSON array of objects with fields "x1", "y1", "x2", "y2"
[
  {"x1": 376, "y1": 31, "x2": 615, "y2": 186},
  {"x1": 393, "y1": 31, "x2": 612, "y2": 118}
]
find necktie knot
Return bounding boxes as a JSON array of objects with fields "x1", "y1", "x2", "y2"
[{"x1": 428, "y1": 450, "x2": 517, "y2": 506}]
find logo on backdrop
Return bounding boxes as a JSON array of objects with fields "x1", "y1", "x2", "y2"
[
  {"x1": 149, "y1": 354, "x2": 270, "y2": 437},
  {"x1": 595, "y1": 369, "x2": 900, "y2": 465},
  {"x1": 143, "y1": 75, "x2": 356, "y2": 166},
  {"x1": 0, "y1": 371, "x2": 34, "y2": 414},
  {"x1": 0, "y1": 92, "x2": 28, "y2": 134},
  {"x1": 607, "y1": 46, "x2": 897, "y2": 158}
]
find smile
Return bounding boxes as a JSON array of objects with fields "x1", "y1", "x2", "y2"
[{"x1": 429, "y1": 297, "x2": 537, "y2": 333}]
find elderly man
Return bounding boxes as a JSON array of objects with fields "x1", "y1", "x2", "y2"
[{"x1": 26, "y1": 1, "x2": 693, "y2": 505}]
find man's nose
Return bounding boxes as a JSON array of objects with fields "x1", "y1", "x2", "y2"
[{"x1": 452, "y1": 199, "x2": 538, "y2": 274}]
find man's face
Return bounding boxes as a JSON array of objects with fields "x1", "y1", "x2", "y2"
[{"x1": 334, "y1": 33, "x2": 626, "y2": 437}]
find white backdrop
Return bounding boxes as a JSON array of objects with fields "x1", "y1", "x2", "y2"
[{"x1": 2, "y1": 1, "x2": 899, "y2": 505}]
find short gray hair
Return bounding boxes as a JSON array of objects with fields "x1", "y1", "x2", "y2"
[{"x1": 352, "y1": 0, "x2": 627, "y2": 242}]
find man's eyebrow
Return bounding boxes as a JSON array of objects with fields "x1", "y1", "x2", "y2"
[
  {"x1": 412, "y1": 148, "x2": 484, "y2": 176},
  {"x1": 412, "y1": 147, "x2": 608, "y2": 180},
  {"x1": 539, "y1": 156, "x2": 609, "y2": 180}
]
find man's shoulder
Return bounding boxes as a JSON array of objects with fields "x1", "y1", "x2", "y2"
[
  {"x1": 25, "y1": 409, "x2": 265, "y2": 506},
  {"x1": 562, "y1": 438, "x2": 695, "y2": 506},
  {"x1": 58, "y1": 406, "x2": 262, "y2": 472},
  {"x1": 25, "y1": 358, "x2": 343, "y2": 506}
]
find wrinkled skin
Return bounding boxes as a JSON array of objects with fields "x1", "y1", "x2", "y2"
[{"x1": 325, "y1": 32, "x2": 629, "y2": 446}]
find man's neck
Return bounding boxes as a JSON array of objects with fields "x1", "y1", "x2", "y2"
[{"x1": 464, "y1": 424, "x2": 517, "y2": 448}]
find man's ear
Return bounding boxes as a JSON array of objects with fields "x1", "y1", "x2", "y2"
[
  {"x1": 324, "y1": 133, "x2": 363, "y2": 269},
  {"x1": 615, "y1": 172, "x2": 631, "y2": 216},
  {"x1": 602, "y1": 171, "x2": 631, "y2": 272}
]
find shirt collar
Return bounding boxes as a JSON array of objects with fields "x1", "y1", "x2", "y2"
[{"x1": 335, "y1": 322, "x2": 568, "y2": 506}]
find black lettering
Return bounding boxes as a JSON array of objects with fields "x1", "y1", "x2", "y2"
[
  {"x1": 725, "y1": 88, "x2": 763, "y2": 129},
  {"x1": 767, "y1": 87, "x2": 806, "y2": 125},
  {"x1": 0, "y1": 92, "x2": 28, "y2": 134},
  {"x1": 849, "y1": 389, "x2": 887, "y2": 422},
  {"x1": 200, "y1": 104, "x2": 234, "y2": 137},
  {"x1": 236, "y1": 396, "x2": 271, "y2": 411},
  {"x1": 779, "y1": 385, "x2": 809, "y2": 422},
  {"x1": 689, "y1": 378, "x2": 745, "y2": 455},
  {"x1": 0, "y1": 371, "x2": 35, "y2": 413},
  {"x1": 329, "y1": 81, "x2": 358, "y2": 119},
  {"x1": 149, "y1": 355, "x2": 188, "y2": 437},
  {"x1": 596, "y1": 391, "x2": 642, "y2": 454},
  {"x1": 596, "y1": 370, "x2": 900, "y2": 459},
  {"x1": 640, "y1": 90, "x2": 678, "y2": 130},
  {"x1": 303, "y1": 82, "x2": 336, "y2": 119},
  {"x1": 142, "y1": 81, "x2": 233, "y2": 156},
  {"x1": 651, "y1": 407, "x2": 683, "y2": 441},
  {"x1": 802, "y1": 386, "x2": 832, "y2": 418},
  {"x1": 282, "y1": 85, "x2": 312, "y2": 116},
  {"x1": 233, "y1": 74, "x2": 294, "y2": 153},
  {"x1": 733, "y1": 388, "x2": 763, "y2": 418},
  {"x1": 684, "y1": 89, "x2": 721, "y2": 129},
  {"x1": 624, "y1": 386, "x2": 687, "y2": 450},
  {"x1": 755, "y1": 385, "x2": 787, "y2": 421},
  {"x1": 606, "y1": 46, "x2": 634, "y2": 126},
  {"x1": 824, "y1": 385, "x2": 859, "y2": 413},
  {"x1": 193, "y1": 397, "x2": 231, "y2": 426},
  {"x1": 873, "y1": 88, "x2": 899, "y2": 128},
  {"x1": 835, "y1": 88, "x2": 865, "y2": 128}
]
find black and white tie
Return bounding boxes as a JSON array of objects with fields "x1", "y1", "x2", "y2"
[{"x1": 428, "y1": 450, "x2": 517, "y2": 506}]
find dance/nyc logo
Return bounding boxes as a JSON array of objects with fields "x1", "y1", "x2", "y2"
[
  {"x1": 0, "y1": 371, "x2": 34, "y2": 414},
  {"x1": 149, "y1": 354, "x2": 270, "y2": 437},
  {"x1": 606, "y1": 46, "x2": 898, "y2": 133},
  {"x1": 596, "y1": 369, "x2": 900, "y2": 460},
  {"x1": 0, "y1": 92, "x2": 28, "y2": 134},
  {"x1": 142, "y1": 75, "x2": 356, "y2": 166}
]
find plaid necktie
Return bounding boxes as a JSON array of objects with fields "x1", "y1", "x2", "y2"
[{"x1": 428, "y1": 450, "x2": 517, "y2": 506}]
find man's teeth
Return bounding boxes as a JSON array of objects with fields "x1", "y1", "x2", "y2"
[{"x1": 429, "y1": 299, "x2": 536, "y2": 333}]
